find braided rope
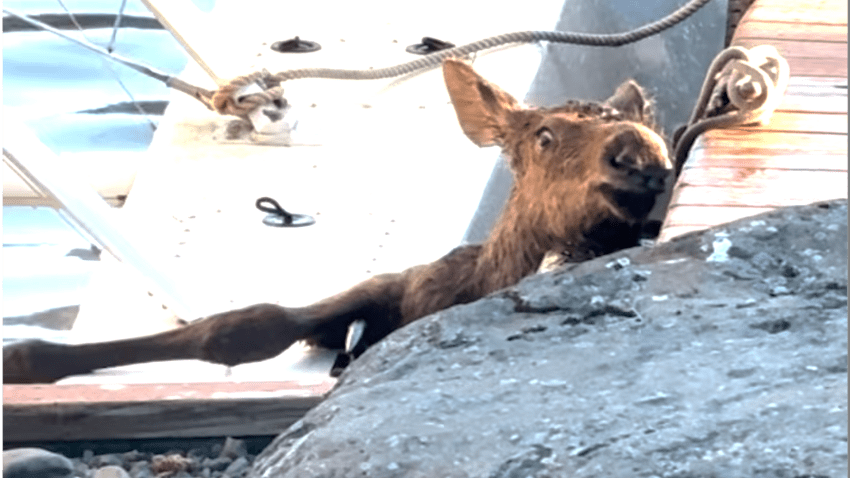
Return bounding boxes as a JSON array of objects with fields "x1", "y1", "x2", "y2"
[
  {"x1": 209, "y1": 70, "x2": 286, "y2": 118},
  {"x1": 672, "y1": 44, "x2": 790, "y2": 175},
  {"x1": 208, "y1": 0, "x2": 713, "y2": 117}
]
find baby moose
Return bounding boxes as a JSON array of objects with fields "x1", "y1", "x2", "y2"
[{"x1": 3, "y1": 59, "x2": 672, "y2": 383}]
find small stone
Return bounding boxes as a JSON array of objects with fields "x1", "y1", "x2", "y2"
[
  {"x1": 781, "y1": 264, "x2": 800, "y2": 278},
  {"x1": 751, "y1": 226, "x2": 778, "y2": 240},
  {"x1": 186, "y1": 448, "x2": 208, "y2": 461},
  {"x1": 121, "y1": 451, "x2": 146, "y2": 463},
  {"x1": 150, "y1": 454, "x2": 190, "y2": 475},
  {"x1": 92, "y1": 454, "x2": 123, "y2": 468},
  {"x1": 223, "y1": 457, "x2": 249, "y2": 477},
  {"x1": 202, "y1": 457, "x2": 232, "y2": 472},
  {"x1": 93, "y1": 465, "x2": 131, "y2": 478},
  {"x1": 726, "y1": 245, "x2": 753, "y2": 259},
  {"x1": 210, "y1": 443, "x2": 223, "y2": 457},
  {"x1": 128, "y1": 461, "x2": 153, "y2": 478},
  {"x1": 218, "y1": 437, "x2": 247, "y2": 460},
  {"x1": 751, "y1": 251, "x2": 775, "y2": 270},
  {"x1": 72, "y1": 460, "x2": 90, "y2": 477},
  {"x1": 3, "y1": 448, "x2": 74, "y2": 478}
]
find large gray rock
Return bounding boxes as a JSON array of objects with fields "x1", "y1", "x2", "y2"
[
  {"x1": 252, "y1": 200, "x2": 848, "y2": 478},
  {"x1": 3, "y1": 448, "x2": 74, "y2": 478}
]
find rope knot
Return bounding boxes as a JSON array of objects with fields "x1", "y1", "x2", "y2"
[
  {"x1": 672, "y1": 45, "x2": 790, "y2": 174},
  {"x1": 209, "y1": 70, "x2": 284, "y2": 119},
  {"x1": 710, "y1": 45, "x2": 787, "y2": 123}
]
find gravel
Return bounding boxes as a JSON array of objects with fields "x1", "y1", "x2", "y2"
[{"x1": 3, "y1": 437, "x2": 267, "y2": 478}]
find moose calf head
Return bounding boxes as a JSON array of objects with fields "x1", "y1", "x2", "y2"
[{"x1": 443, "y1": 59, "x2": 672, "y2": 251}]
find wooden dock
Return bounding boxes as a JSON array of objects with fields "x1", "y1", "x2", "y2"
[
  {"x1": 3, "y1": 380, "x2": 333, "y2": 442},
  {"x1": 659, "y1": 0, "x2": 848, "y2": 241}
]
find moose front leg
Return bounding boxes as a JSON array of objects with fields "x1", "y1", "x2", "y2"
[
  {"x1": 3, "y1": 271, "x2": 411, "y2": 384},
  {"x1": 3, "y1": 303, "x2": 311, "y2": 384}
]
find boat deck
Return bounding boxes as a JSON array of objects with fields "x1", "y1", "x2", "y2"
[{"x1": 659, "y1": 0, "x2": 848, "y2": 241}]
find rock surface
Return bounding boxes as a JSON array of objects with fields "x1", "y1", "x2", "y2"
[
  {"x1": 252, "y1": 200, "x2": 848, "y2": 478},
  {"x1": 3, "y1": 448, "x2": 74, "y2": 478}
]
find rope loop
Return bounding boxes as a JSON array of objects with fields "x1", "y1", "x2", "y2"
[
  {"x1": 256, "y1": 196, "x2": 294, "y2": 223},
  {"x1": 255, "y1": 197, "x2": 317, "y2": 227},
  {"x1": 672, "y1": 44, "x2": 789, "y2": 175}
]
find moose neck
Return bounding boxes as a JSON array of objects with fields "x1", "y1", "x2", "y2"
[
  {"x1": 472, "y1": 187, "x2": 642, "y2": 297},
  {"x1": 473, "y1": 191, "x2": 561, "y2": 295}
]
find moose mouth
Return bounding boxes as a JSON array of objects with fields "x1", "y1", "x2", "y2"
[{"x1": 598, "y1": 183, "x2": 659, "y2": 221}]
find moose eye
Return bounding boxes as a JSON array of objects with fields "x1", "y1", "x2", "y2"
[
  {"x1": 609, "y1": 153, "x2": 636, "y2": 169},
  {"x1": 536, "y1": 128, "x2": 554, "y2": 148}
]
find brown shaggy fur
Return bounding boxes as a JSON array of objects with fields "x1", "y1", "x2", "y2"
[{"x1": 3, "y1": 60, "x2": 671, "y2": 384}]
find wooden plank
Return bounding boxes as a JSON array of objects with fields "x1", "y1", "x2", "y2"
[
  {"x1": 663, "y1": 204, "x2": 776, "y2": 227},
  {"x1": 743, "y1": 0, "x2": 848, "y2": 25},
  {"x1": 774, "y1": 80, "x2": 848, "y2": 114},
  {"x1": 736, "y1": 20, "x2": 848, "y2": 42},
  {"x1": 785, "y1": 76, "x2": 847, "y2": 91},
  {"x1": 734, "y1": 38, "x2": 847, "y2": 59},
  {"x1": 676, "y1": 165, "x2": 848, "y2": 188},
  {"x1": 684, "y1": 151, "x2": 847, "y2": 171},
  {"x1": 658, "y1": 225, "x2": 712, "y2": 241},
  {"x1": 784, "y1": 80, "x2": 847, "y2": 112},
  {"x1": 3, "y1": 380, "x2": 333, "y2": 442},
  {"x1": 778, "y1": 92, "x2": 847, "y2": 115},
  {"x1": 694, "y1": 130, "x2": 847, "y2": 153},
  {"x1": 670, "y1": 167, "x2": 847, "y2": 207},
  {"x1": 727, "y1": 0, "x2": 758, "y2": 47},
  {"x1": 715, "y1": 111, "x2": 848, "y2": 135},
  {"x1": 753, "y1": 112, "x2": 847, "y2": 135},
  {"x1": 669, "y1": 183, "x2": 847, "y2": 209},
  {"x1": 785, "y1": 56, "x2": 847, "y2": 78}
]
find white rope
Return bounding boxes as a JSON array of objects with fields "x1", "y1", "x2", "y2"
[{"x1": 672, "y1": 45, "x2": 790, "y2": 174}]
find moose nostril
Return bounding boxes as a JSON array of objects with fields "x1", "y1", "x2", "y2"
[{"x1": 644, "y1": 175, "x2": 666, "y2": 191}]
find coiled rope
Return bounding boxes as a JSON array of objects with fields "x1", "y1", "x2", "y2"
[
  {"x1": 209, "y1": 0, "x2": 714, "y2": 118},
  {"x1": 671, "y1": 44, "x2": 789, "y2": 175}
]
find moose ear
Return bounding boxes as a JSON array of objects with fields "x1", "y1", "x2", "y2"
[
  {"x1": 604, "y1": 80, "x2": 650, "y2": 123},
  {"x1": 443, "y1": 58, "x2": 519, "y2": 147}
]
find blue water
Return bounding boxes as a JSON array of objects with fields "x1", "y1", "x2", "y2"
[{"x1": 2, "y1": 0, "x2": 212, "y2": 322}]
